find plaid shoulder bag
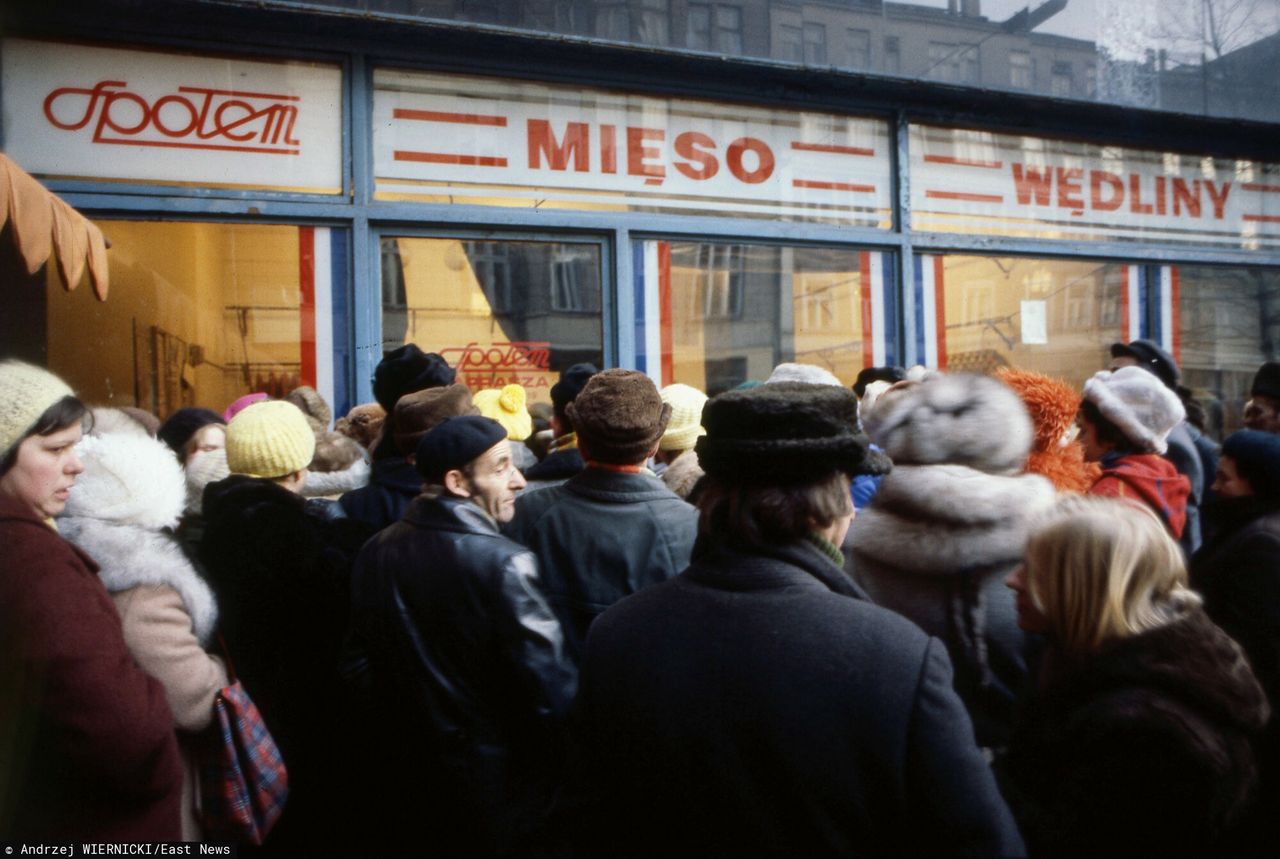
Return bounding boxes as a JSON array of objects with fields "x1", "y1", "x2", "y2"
[{"x1": 196, "y1": 646, "x2": 289, "y2": 844}]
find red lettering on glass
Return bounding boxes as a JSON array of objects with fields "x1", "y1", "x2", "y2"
[
  {"x1": 627, "y1": 127, "x2": 666, "y2": 185},
  {"x1": 673, "y1": 131, "x2": 719, "y2": 181},
  {"x1": 1056, "y1": 167, "x2": 1084, "y2": 210},
  {"x1": 725, "y1": 137, "x2": 774, "y2": 184},
  {"x1": 42, "y1": 81, "x2": 302, "y2": 155},
  {"x1": 1011, "y1": 164, "x2": 1053, "y2": 206},
  {"x1": 527, "y1": 120, "x2": 590, "y2": 172},
  {"x1": 1090, "y1": 170, "x2": 1125, "y2": 211}
]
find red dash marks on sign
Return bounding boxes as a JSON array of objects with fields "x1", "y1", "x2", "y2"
[
  {"x1": 925, "y1": 190, "x2": 1004, "y2": 203},
  {"x1": 299, "y1": 227, "x2": 317, "y2": 389},
  {"x1": 394, "y1": 151, "x2": 508, "y2": 167},
  {"x1": 393, "y1": 109, "x2": 508, "y2": 127},
  {"x1": 791, "y1": 142, "x2": 876, "y2": 157},
  {"x1": 1244, "y1": 214, "x2": 1280, "y2": 223},
  {"x1": 793, "y1": 179, "x2": 876, "y2": 193},
  {"x1": 923, "y1": 154, "x2": 1004, "y2": 169},
  {"x1": 1243, "y1": 183, "x2": 1280, "y2": 194}
]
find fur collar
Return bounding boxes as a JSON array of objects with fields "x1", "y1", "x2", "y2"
[
  {"x1": 58, "y1": 516, "x2": 218, "y2": 646},
  {"x1": 850, "y1": 463, "x2": 1055, "y2": 576},
  {"x1": 301, "y1": 458, "x2": 371, "y2": 499},
  {"x1": 661, "y1": 450, "x2": 704, "y2": 500}
]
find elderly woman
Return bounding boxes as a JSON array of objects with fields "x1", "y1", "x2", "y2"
[
  {"x1": 0, "y1": 360, "x2": 182, "y2": 839},
  {"x1": 1003, "y1": 496, "x2": 1267, "y2": 857}
]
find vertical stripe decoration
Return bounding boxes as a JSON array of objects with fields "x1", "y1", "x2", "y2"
[
  {"x1": 635, "y1": 240, "x2": 670, "y2": 387},
  {"x1": 913, "y1": 254, "x2": 947, "y2": 371},
  {"x1": 1155, "y1": 265, "x2": 1181, "y2": 363},
  {"x1": 298, "y1": 226, "x2": 337, "y2": 424}
]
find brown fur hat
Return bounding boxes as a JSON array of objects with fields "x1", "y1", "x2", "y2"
[
  {"x1": 567, "y1": 369, "x2": 670, "y2": 465},
  {"x1": 335, "y1": 403, "x2": 386, "y2": 450},
  {"x1": 393, "y1": 383, "x2": 478, "y2": 456}
]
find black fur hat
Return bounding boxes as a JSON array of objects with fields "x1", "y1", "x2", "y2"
[
  {"x1": 1251, "y1": 362, "x2": 1280, "y2": 401},
  {"x1": 696, "y1": 382, "x2": 875, "y2": 483},
  {"x1": 372, "y1": 344, "x2": 457, "y2": 412}
]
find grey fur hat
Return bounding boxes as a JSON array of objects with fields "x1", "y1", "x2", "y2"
[
  {"x1": 766, "y1": 362, "x2": 841, "y2": 386},
  {"x1": 864, "y1": 372, "x2": 1033, "y2": 474},
  {"x1": 1082, "y1": 366, "x2": 1185, "y2": 455}
]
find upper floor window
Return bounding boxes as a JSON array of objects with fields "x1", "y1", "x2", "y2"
[
  {"x1": 1051, "y1": 61, "x2": 1074, "y2": 97},
  {"x1": 1010, "y1": 50, "x2": 1032, "y2": 89},
  {"x1": 687, "y1": 3, "x2": 742, "y2": 54},
  {"x1": 846, "y1": 28, "x2": 871, "y2": 69},
  {"x1": 803, "y1": 22, "x2": 827, "y2": 65}
]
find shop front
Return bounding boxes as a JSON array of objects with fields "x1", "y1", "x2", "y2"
[{"x1": 2, "y1": 0, "x2": 1277, "y2": 442}]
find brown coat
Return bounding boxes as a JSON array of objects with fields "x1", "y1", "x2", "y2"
[{"x1": 0, "y1": 493, "x2": 183, "y2": 839}]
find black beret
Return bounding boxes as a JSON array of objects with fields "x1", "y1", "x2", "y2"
[
  {"x1": 373, "y1": 344, "x2": 457, "y2": 412},
  {"x1": 414, "y1": 415, "x2": 507, "y2": 483},
  {"x1": 550, "y1": 363, "x2": 598, "y2": 412},
  {"x1": 1223, "y1": 430, "x2": 1280, "y2": 501},
  {"x1": 696, "y1": 382, "x2": 874, "y2": 483},
  {"x1": 1110, "y1": 340, "x2": 1179, "y2": 390},
  {"x1": 157, "y1": 407, "x2": 224, "y2": 456}
]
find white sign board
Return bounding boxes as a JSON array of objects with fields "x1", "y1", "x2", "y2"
[
  {"x1": 911, "y1": 124, "x2": 1280, "y2": 250},
  {"x1": 2, "y1": 39, "x2": 342, "y2": 192},
  {"x1": 374, "y1": 69, "x2": 892, "y2": 227}
]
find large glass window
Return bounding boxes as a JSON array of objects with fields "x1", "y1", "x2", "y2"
[
  {"x1": 0, "y1": 221, "x2": 349, "y2": 419},
  {"x1": 633, "y1": 240, "x2": 895, "y2": 394},
  {"x1": 1177, "y1": 265, "x2": 1280, "y2": 439},
  {"x1": 918, "y1": 255, "x2": 1127, "y2": 387},
  {"x1": 380, "y1": 237, "x2": 604, "y2": 406}
]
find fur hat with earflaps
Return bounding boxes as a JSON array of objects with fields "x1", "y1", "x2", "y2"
[
  {"x1": 567, "y1": 369, "x2": 670, "y2": 465},
  {"x1": 1082, "y1": 366, "x2": 1185, "y2": 455},
  {"x1": 865, "y1": 372, "x2": 1033, "y2": 475}
]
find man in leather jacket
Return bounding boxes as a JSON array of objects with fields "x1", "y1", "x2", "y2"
[{"x1": 349, "y1": 415, "x2": 577, "y2": 854}]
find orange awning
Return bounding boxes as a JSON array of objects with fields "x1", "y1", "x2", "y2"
[{"x1": 0, "y1": 154, "x2": 109, "y2": 300}]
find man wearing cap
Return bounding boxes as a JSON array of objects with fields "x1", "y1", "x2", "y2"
[
  {"x1": 349, "y1": 415, "x2": 576, "y2": 853},
  {"x1": 522, "y1": 362, "x2": 596, "y2": 492},
  {"x1": 507, "y1": 369, "x2": 698, "y2": 665},
  {"x1": 1111, "y1": 339, "x2": 1208, "y2": 553},
  {"x1": 576, "y1": 383, "x2": 1023, "y2": 856},
  {"x1": 1245, "y1": 362, "x2": 1280, "y2": 435},
  {"x1": 198, "y1": 399, "x2": 367, "y2": 851},
  {"x1": 339, "y1": 382, "x2": 477, "y2": 532}
]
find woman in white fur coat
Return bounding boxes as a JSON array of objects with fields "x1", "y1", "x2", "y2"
[
  {"x1": 58, "y1": 431, "x2": 228, "y2": 841},
  {"x1": 847, "y1": 373, "x2": 1056, "y2": 752}
]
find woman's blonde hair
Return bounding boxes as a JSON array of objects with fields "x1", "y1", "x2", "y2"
[{"x1": 1023, "y1": 495, "x2": 1200, "y2": 656}]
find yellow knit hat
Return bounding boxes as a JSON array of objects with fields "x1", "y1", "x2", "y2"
[
  {"x1": 659, "y1": 382, "x2": 708, "y2": 452},
  {"x1": 473, "y1": 385, "x2": 533, "y2": 441},
  {"x1": 0, "y1": 361, "x2": 75, "y2": 459},
  {"x1": 225, "y1": 400, "x2": 316, "y2": 479}
]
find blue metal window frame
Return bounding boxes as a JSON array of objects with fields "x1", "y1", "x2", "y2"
[{"x1": 11, "y1": 26, "x2": 1276, "y2": 403}]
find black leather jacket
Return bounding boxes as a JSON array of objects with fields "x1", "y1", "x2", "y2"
[{"x1": 349, "y1": 494, "x2": 577, "y2": 814}]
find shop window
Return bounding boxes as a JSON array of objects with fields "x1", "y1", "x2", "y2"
[
  {"x1": 1176, "y1": 265, "x2": 1280, "y2": 439},
  {"x1": 14, "y1": 222, "x2": 350, "y2": 420},
  {"x1": 917, "y1": 255, "x2": 1127, "y2": 386},
  {"x1": 846, "y1": 28, "x2": 871, "y2": 69},
  {"x1": 1009, "y1": 50, "x2": 1032, "y2": 89},
  {"x1": 803, "y1": 23, "x2": 827, "y2": 65},
  {"x1": 635, "y1": 240, "x2": 893, "y2": 394},
  {"x1": 381, "y1": 237, "x2": 603, "y2": 404}
]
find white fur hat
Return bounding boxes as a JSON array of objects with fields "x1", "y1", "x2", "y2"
[
  {"x1": 766, "y1": 362, "x2": 841, "y2": 386},
  {"x1": 1082, "y1": 366, "x2": 1185, "y2": 455},
  {"x1": 864, "y1": 372, "x2": 1033, "y2": 474},
  {"x1": 63, "y1": 433, "x2": 186, "y2": 530}
]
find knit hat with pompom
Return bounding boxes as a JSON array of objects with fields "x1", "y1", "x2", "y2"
[{"x1": 473, "y1": 385, "x2": 533, "y2": 441}]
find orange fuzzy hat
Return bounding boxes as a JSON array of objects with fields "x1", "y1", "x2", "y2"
[{"x1": 995, "y1": 367, "x2": 1099, "y2": 493}]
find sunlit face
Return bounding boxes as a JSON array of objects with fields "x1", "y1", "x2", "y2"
[
  {"x1": 1005, "y1": 563, "x2": 1050, "y2": 635},
  {"x1": 461, "y1": 440, "x2": 526, "y2": 523},
  {"x1": 1212, "y1": 456, "x2": 1254, "y2": 500},
  {"x1": 0, "y1": 424, "x2": 86, "y2": 519},
  {"x1": 184, "y1": 424, "x2": 226, "y2": 466},
  {"x1": 1244, "y1": 395, "x2": 1280, "y2": 434},
  {"x1": 1076, "y1": 411, "x2": 1109, "y2": 463}
]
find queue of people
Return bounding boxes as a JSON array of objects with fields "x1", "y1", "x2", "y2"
[{"x1": 3, "y1": 345, "x2": 1280, "y2": 856}]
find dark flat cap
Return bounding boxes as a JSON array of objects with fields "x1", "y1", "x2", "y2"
[
  {"x1": 1111, "y1": 340, "x2": 1179, "y2": 391},
  {"x1": 415, "y1": 415, "x2": 507, "y2": 483}
]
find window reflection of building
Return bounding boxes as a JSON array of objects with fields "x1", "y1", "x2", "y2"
[
  {"x1": 695, "y1": 244, "x2": 745, "y2": 320},
  {"x1": 550, "y1": 246, "x2": 596, "y2": 312},
  {"x1": 464, "y1": 241, "x2": 514, "y2": 314},
  {"x1": 846, "y1": 27, "x2": 870, "y2": 69}
]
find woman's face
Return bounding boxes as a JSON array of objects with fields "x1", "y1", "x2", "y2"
[
  {"x1": 0, "y1": 423, "x2": 85, "y2": 519},
  {"x1": 184, "y1": 423, "x2": 226, "y2": 466},
  {"x1": 1076, "y1": 412, "x2": 1108, "y2": 463},
  {"x1": 1006, "y1": 563, "x2": 1050, "y2": 635},
  {"x1": 1212, "y1": 456, "x2": 1254, "y2": 499}
]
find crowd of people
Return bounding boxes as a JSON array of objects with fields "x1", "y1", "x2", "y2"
[{"x1": 2, "y1": 338, "x2": 1280, "y2": 856}]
